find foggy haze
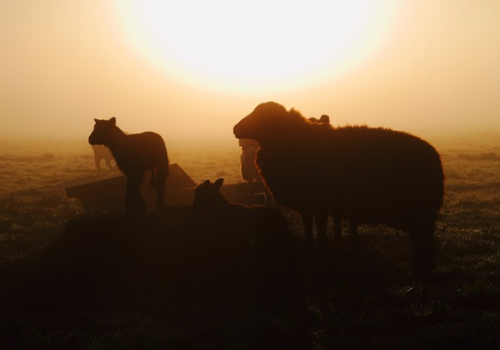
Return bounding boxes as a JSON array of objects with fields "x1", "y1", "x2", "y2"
[{"x1": 1, "y1": 1, "x2": 499, "y2": 143}]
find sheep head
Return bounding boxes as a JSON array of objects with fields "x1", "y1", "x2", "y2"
[
  {"x1": 233, "y1": 102, "x2": 292, "y2": 144},
  {"x1": 88, "y1": 117, "x2": 117, "y2": 145},
  {"x1": 192, "y1": 178, "x2": 225, "y2": 212}
]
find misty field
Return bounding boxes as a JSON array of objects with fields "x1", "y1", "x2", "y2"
[{"x1": 1, "y1": 136, "x2": 500, "y2": 349}]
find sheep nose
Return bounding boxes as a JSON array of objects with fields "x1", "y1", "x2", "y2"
[{"x1": 233, "y1": 123, "x2": 242, "y2": 139}]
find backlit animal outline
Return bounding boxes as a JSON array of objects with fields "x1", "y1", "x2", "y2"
[
  {"x1": 193, "y1": 178, "x2": 301, "y2": 296},
  {"x1": 309, "y1": 114, "x2": 330, "y2": 124},
  {"x1": 233, "y1": 102, "x2": 444, "y2": 281},
  {"x1": 88, "y1": 117, "x2": 169, "y2": 217}
]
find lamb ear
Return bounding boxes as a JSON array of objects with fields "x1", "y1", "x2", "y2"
[
  {"x1": 214, "y1": 178, "x2": 224, "y2": 189},
  {"x1": 110, "y1": 117, "x2": 116, "y2": 125},
  {"x1": 203, "y1": 180, "x2": 210, "y2": 185},
  {"x1": 94, "y1": 118, "x2": 99, "y2": 123}
]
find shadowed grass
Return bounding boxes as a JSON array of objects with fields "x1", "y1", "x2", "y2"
[{"x1": 0, "y1": 138, "x2": 500, "y2": 349}]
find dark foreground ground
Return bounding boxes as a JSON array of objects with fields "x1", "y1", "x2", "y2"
[
  {"x1": 1, "y1": 204, "x2": 500, "y2": 350},
  {"x1": 1, "y1": 139, "x2": 500, "y2": 349}
]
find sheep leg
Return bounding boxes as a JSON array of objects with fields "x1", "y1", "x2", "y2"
[
  {"x1": 125, "y1": 173, "x2": 146, "y2": 217},
  {"x1": 349, "y1": 220, "x2": 359, "y2": 250},
  {"x1": 315, "y1": 213, "x2": 329, "y2": 249},
  {"x1": 302, "y1": 213, "x2": 314, "y2": 247},
  {"x1": 421, "y1": 226, "x2": 436, "y2": 280},
  {"x1": 155, "y1": 168, "x2": 167, "y2": 210},
  {"x1": 333, "y1": 216, "x2": 342, "y2": 246},
  {"x1": 408, "y1": 225, "x2": 435, "y2": 282}
]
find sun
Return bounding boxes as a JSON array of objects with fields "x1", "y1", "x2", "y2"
[{"x1": 116, "y1": 0, "x2": 399, "y2": 94}]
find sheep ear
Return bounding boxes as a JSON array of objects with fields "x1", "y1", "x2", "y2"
[
  {"x1": 93, "y1": 118, "x2": 99, "y2": 123},
  {"x1": 110, "y1": 117, "x2": 116, "y2": 125},
  {"x1": 203, "y1": 180, "x2": 211, "y2": 186},
  {"x1": 214, "y1": 178, "x2": 224, "y2": 189}
]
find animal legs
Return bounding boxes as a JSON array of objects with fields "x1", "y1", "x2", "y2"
[
  {"x1": 302, "y1": 213, "x2": 314, "y2": 247},
  {"x1": 333, "y1": 216, "x2": 342, "y2": 246},
  {"x1": 125, "y1": 174, "x2": 146, "y2": 217},
  {"x1": 315, "y1": 212, "x2": 329, "y2": 249},
  {"x1": 408, "y1": 224, "x2": 436, "y2": 282},
  {"x1": 331, "y1": 217, "x2": 359, "y2": 249},
  {"x1": 155, "y1": 169, "x2": 167, "y2": 209},
  {"x1": 349, "y1": 220, "x2": 359, "y2": 249}
]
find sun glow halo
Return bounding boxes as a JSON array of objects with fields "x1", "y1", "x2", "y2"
[{"x1": 116, "y1": 0, "x2": 399, "y2": 93}]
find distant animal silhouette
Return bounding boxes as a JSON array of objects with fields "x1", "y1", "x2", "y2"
[
  {"x1": 193, "y1": 178, "x2": 301, "y2": 297},
  {"x1": 88, "y1": 117, "x2": 169, "y2": 216},
  {"x1": 234, "y1": 102, "x2": 444, "y2": 281},
  {"x1": 239, "y1": 138, "x2": 260, "y2": 183},
  {"x1": 91, "y1": 144, "x2": 115, "y2": 170},
  {"x1": 309, "y1": 114, "x2": 330, "y2": 124}
]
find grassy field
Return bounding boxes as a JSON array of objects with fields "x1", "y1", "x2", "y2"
[{"x1": 0, "y1": 136, "x2": 499, "y2": 349}]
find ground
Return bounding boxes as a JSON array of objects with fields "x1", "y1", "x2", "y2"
[{"x1": 0, "y1": 135, "x2": 499, "y2": 349}]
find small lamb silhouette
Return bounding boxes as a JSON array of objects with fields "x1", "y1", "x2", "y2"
[
  {"x1": 193, "y1": 178, "x2": 301, "y2": 298},
  {"x1": 88, "y1": 117, "x2": 169, "y2": 217}
]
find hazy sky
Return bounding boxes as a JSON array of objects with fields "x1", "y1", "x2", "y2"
[{"x1": 1, "y1": 0, "x2": 499, "y2": 143}]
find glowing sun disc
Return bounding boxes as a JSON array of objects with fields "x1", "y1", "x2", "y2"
[{"x1": 116, "y1": 0, "x2": 399, "y2": 93}]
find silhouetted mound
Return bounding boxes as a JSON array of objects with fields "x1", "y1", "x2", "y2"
[
  {"x1": 457, "y1": 152, "x2": 499, "y2": 161},
  {"x1": 193, "y1": 178, "x2": 304, "y2": 303},
  {"x1": 12, "y1": 206, "x2": 301, "y2": 309}
]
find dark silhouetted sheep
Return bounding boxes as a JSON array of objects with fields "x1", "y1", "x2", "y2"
[
  {"x1": 88, "y1": 117, "x2": 169, "y2": 217},
  {"x1": 233, "y1": 102, "x2": 444, "y2": 281},
  {"x1": 193, "y1": 178, "x2": 302, "y2": 299}
]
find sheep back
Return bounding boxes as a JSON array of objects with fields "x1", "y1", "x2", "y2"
[
  {"x1": 234, "y1": 102, "x2": 444, "y2": 232},
  {"x1": 258, "y1": 125, "x2": 443, "y2": 230}
]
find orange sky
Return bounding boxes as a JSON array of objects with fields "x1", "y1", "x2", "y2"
[{"x1": 1, "y1": 1, "x2": 500, "y2": 143}]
